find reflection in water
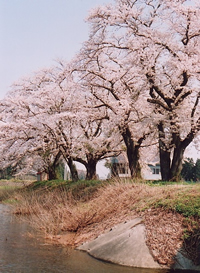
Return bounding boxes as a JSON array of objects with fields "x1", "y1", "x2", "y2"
[{"x1": 0, "y1": 204, "x2": 194, "y2": 273}]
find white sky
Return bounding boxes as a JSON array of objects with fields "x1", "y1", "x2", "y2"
[{"x1": 0, "y1": 0, "x2": 113, "y2": 99}]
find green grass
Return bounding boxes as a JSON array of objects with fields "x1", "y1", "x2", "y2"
[
  {"x1": 174, "y1": 196, "x2": 200, "y2": 217},
  {"x1": 25, "y1": 179, "x2": 104, "y2": 190},
  {"x1": 147, "y1": 180, "x2": 192, "y2": 186},
  {"x1": 25, "y1": 179, "x2": 67, "y2": 190},
  {"x1": 62, "y1": 179, "x2": 105, "y2": 201},
  {"x1": 155, "y1": 197, "x2": 200, "y2": 217},
  {"x1": 152, "y1": 184, "x2": 200, "y2": 218}
]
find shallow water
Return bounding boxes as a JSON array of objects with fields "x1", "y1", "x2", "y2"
[{"x1": 0, "y1": 204, "x2": 196, "y2": 273}]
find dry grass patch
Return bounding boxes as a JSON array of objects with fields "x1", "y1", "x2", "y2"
[{"x1": 12, "y1": 181, "x2": 186, "y2": 235}]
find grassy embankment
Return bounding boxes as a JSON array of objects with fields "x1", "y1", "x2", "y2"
[
  {"x1": 0, "y1": 179, "x2": 28, "y2": 202},
  {"x1": 0, "y1": 178, "x2": 200, "y2": 266}
]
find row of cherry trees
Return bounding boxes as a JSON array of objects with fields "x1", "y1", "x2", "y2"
[
  {"x1": 0, "y1": 0, "x2": 200, "y2": 181},
  {"x1": 0, "y1": 66, "x2": 122, "y2": 180}
]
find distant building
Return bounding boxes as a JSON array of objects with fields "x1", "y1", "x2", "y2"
[
  {"x1": 143, "y1": 163, "x2": 161, "y2": 180},
  {"x1": 63, "y1": 163, "x2": 87, "y2": 181},
  {"x1": 110, "y1": 154, "x2": 131, "y2": 178},
  {"x1": 110, "y1": 154, "x2": 161, "y2": 180},
  {"x1": 37, "y1": 171, "x2": 48, "y2": 181}
]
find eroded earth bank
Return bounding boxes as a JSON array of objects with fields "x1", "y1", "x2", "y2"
[{"x1": 2, "y1": 179, "x2": 200, "y2": 271}]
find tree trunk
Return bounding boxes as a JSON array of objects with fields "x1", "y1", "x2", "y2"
[
  {"x1": 158, "y1": 122, "x2": 171, "y2": 181},
  {"x1": 46, "y1": 150, "x2": 61, "y2": 180},
  {"x1": 121, "y1": 127, "x2": 142, "y2": 179},
  {"x1": 48, "y1": 167, "x2": 57, "y2": 180},
  {"x1": 68, "y1": 157, "x2": 79, "y2": 182},
  {"x1": 158, "y1": 121, "x2": 193, "y2": 181},
  {"x1": 169, "y1": 144, "x2": 185, "y2": 182},
  {"x1": 86, "y1": 156, "x2": 97, "y2": 180},
  {"x1": 158, "y1": 139, "x2": 171, "y2": 181},
  {"x1": 170, "y1": 127, "x2": 198, "y2": 181},
  {"x1": 159, "y1": 147, "x2": 171, "y2": 181}
]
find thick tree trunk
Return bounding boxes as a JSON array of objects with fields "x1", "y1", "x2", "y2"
[
  {"x1": 73, "y1": 155, "x2": 98, "y2": 180},
  {"x1": 159, "y1": 148, "x2": 171, "y2": 181},
  {"x1": 48, "y1": 167, "x2": 57, "y2": 180},
  {"x1": 86, "y1": 156, "x2": 97, "y2": 180},
  {"x1": 46, "y1": 150, "x2": 62, "y2": 180},
  {"x1": 158, "y1": 121, "x2": 193, "y2": 181},
  {"x1": 170, "y1": 127, "x2": 198, "y2": 181},
  {"x1": 158, "y1": 139, "x2": 171, "y2": 181},
  {"x1": 121, "y1": 127, "x2": 142, "y2": 179},
  {"x1": 86, "y1": 162, "x2": 97, "y2": 180},
  {"x1": 169, "y1": 144, "x2": 185, "y2": 182},
  {"x1": 68, "y1": 157, "x2": 79, "y2": 182}
]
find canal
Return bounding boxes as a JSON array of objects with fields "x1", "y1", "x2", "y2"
[{"x1": 0, "y1": 204, "x2": 195, "y2": 273}]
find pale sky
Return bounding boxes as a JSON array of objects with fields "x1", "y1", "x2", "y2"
[{"x1": 0, "y1": 0, "x2": 113, "y2": 99}]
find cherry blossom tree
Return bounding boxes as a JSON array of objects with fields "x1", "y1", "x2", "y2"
[
  {"x1": 81, "y1": 0, "x2": 200, "y2": 181},
  {"x1": 73, "y1": 115, "x2": 123, "y2": 180},
  {"x1": 1, "y1": 0, "x2": 199, "y2": 183},
  {"x1": 74, "y1": 1, "x2": 157, "y2": 179},
  {"x1": 0, "y1": 65, "x2": 79, "y2": 180},
  {"x1": 0, "y1": 96, "x2": 63, "y2": 180},
  {"x1": 0, "y1": 62, "x2": 123, "y2": 180}
]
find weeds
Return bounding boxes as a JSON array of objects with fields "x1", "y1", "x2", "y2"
[
  {"x1": 183, "y1": 228, "x2": 200, "y2": 265},
  {"x1": 0, "y1": 185, "x2": 20, "y2": 203},
  {"x1": 152, "y1": 184, "x2": 200, "y2": 217},
  {"x1": 12, "y1": 180, "x2": 198, "y2": 232}
]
